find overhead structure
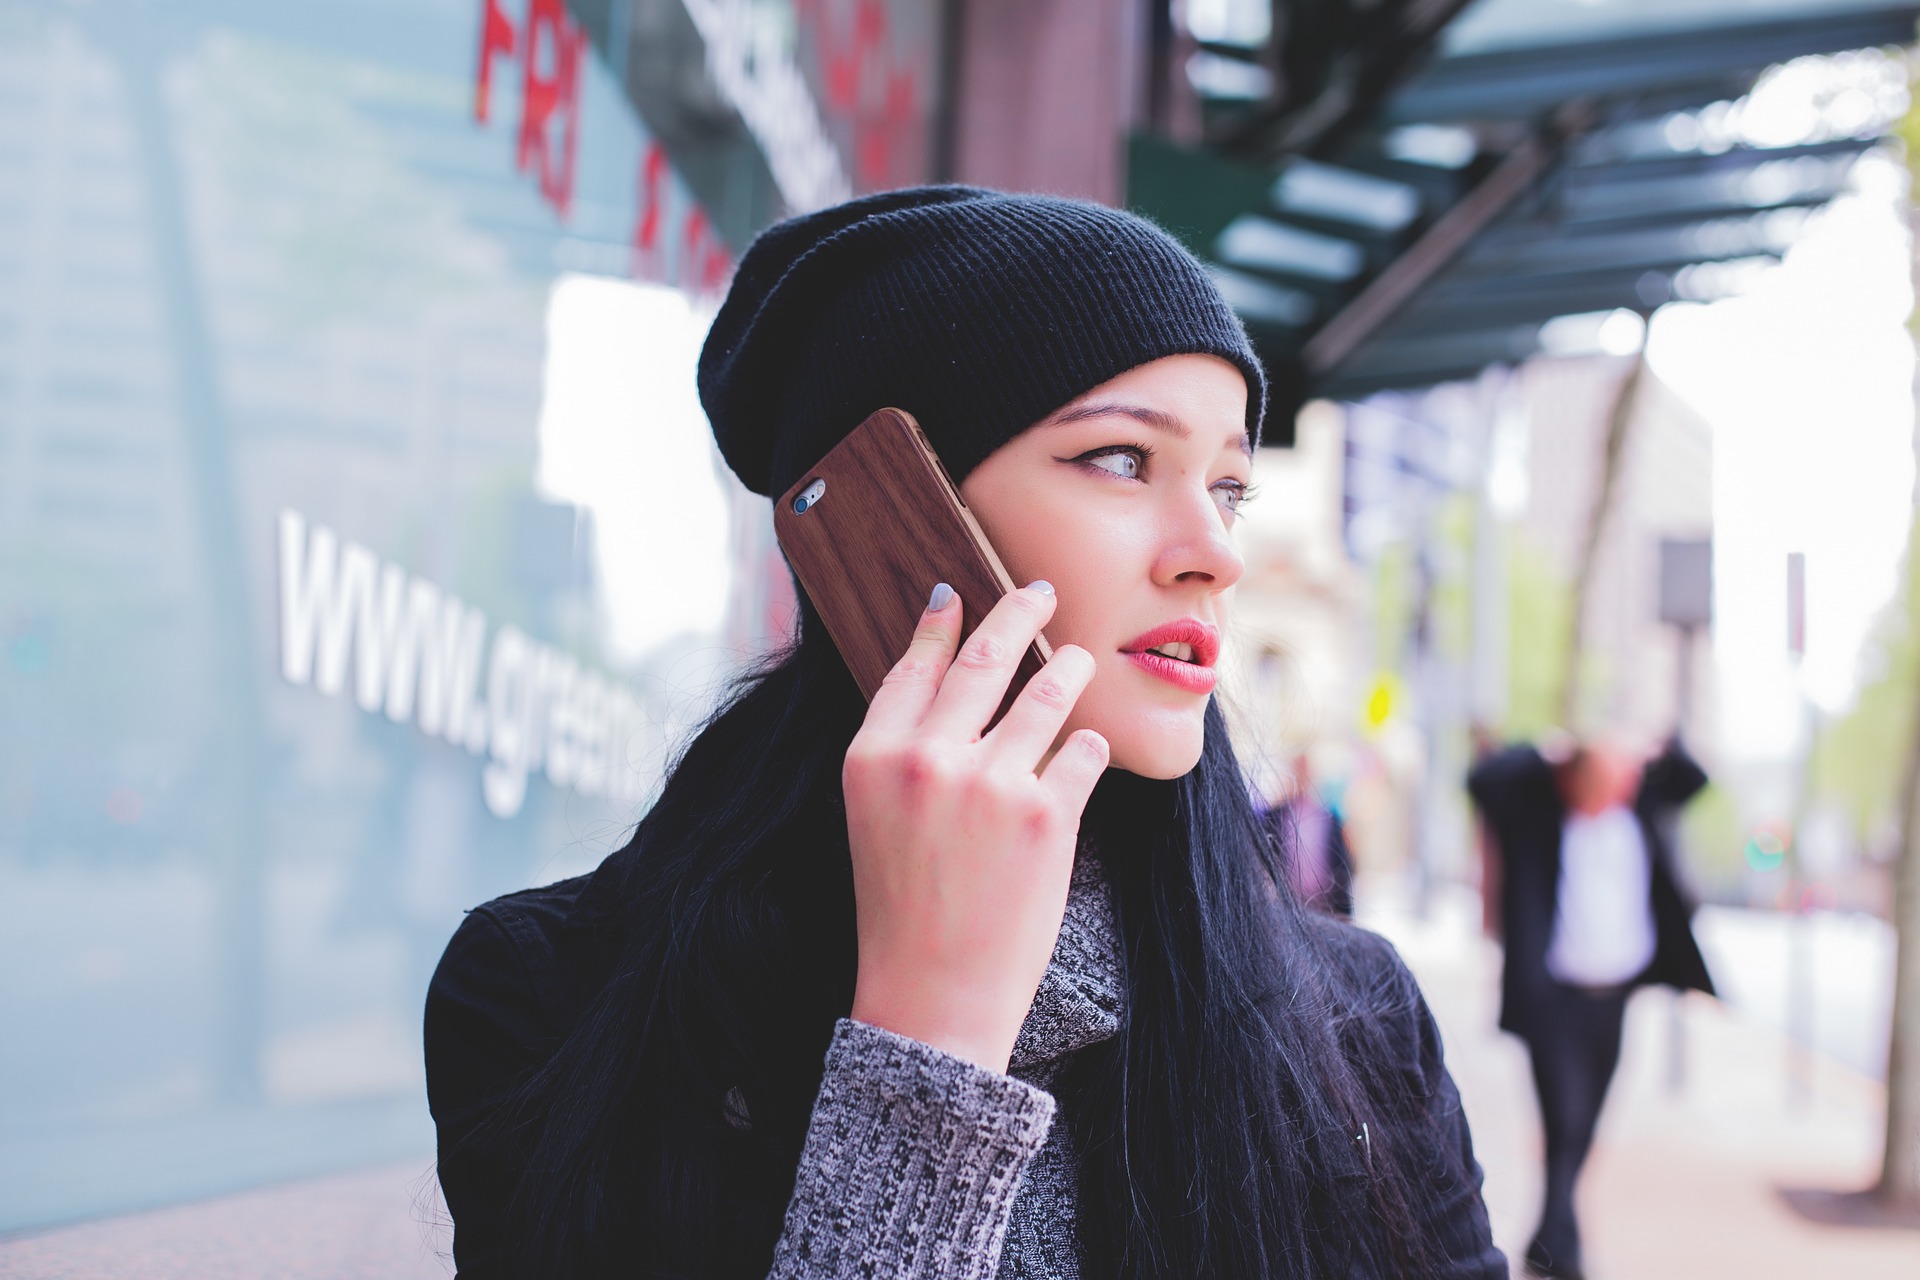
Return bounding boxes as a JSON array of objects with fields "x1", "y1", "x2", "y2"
[{"x1": 1130, "y1": 0, "x2": 1920, "y2": 435}]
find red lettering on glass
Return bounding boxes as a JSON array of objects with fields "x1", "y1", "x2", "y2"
[
  {"x1": 858, "y1": 70, "x2": 914, "y2": 187},
  {"x1": 517, "y1": 0, "x2": 584, "y2": 218},
  {"x1": 797, "y1": 0, "x2": 921, "y2": 189},
  {"x1": 701, "y1": 239, "x2": 734, "y2": 295},
  {"x1": 471, "y1": 0, "x2": 726, "y2": 292},
  {"x1": 630, "y1": 142, "x2": 668, "y2": 280},
  {"x1": 853, "y1": 0, "x2": 888, "y2": 85},
  {"x1": 474, "y1": 0, "x2": 518, "y2": 122},
  {"x1": 635, "y1": 143, "x2": 666, "y2": 253},
  {"x1": 682, "y1": 207, "x2": 710, "y2": 290},
  {"x1": 680, "y1": 208, "x2": 734, "y2": 297}
]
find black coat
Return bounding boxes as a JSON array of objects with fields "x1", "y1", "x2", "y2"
[
  {"x1": 424, "y1": 863, "x2": 1507, "y2": 1278},
  {"x1": 1466, "y1": 740, "x2": 1715, "y2": 1039}
]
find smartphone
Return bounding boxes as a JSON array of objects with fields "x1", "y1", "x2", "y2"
[{"x1": 773, "y1": 407, "x2": 1051, "y2": 707}]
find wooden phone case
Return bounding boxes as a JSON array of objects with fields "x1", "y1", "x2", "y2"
[{"x1": 773, "y1": 408, "x2": 1051, "y2": 704}]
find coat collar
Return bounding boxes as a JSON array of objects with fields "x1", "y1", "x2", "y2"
[
  {"x1": 565, "y1": 837, "x2": 1130, "y2": 1081},
  {"x1": 1009, "y1": 855, "x2": 1126, "y2": 1084}
]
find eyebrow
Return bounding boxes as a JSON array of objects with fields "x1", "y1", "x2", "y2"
[{"x1": 1044, "y1": 401, "x2": 1253, "y2": 457}]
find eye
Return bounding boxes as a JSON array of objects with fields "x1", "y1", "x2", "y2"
[
  {"x1": 1212, "y1": 479, "x2": 1256, "y2": 515},
  {"x1": 1073, "y1": 444, "x2": 1149, "y2": 480}
]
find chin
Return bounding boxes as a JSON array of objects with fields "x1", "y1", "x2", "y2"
[{"x1": 1101, "y1": 717, "x2": 1207, "y2": 780}]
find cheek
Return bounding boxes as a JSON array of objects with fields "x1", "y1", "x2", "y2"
[
  {"x1": 990, "y1": 507, "x2": 1114, "y2": 591},
  {"x1": 1063, "y1": 669, "x2": 1209, "y2": 777},
  {"x1": 989, "y1": 518, "x2": 1136, "y2": 651}
]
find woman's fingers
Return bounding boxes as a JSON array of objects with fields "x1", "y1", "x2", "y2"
[
  {"x1": 862, "y1": 583, "x2": 962, "y2": 733},
  {"x1": 844, "y1": 583, "x2": 1102, "y2": 1076},
  {"x1": 1037, "y1": 727, "x2": 1110, "y2": 812},
  {"x1": 920, "y1": 583, "x2": 1057, "y2": 741},
  {"x1": 979, "y1": 644, "x2": 1095, "y2": 771}
]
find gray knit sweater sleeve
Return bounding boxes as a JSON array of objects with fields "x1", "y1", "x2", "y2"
[{"x1": 769, "y1": 1018, "x2": 1058, "y2": 1280}]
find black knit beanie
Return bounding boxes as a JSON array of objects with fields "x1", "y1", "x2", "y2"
[{"x1": 698, "y1": 185, "x2": 1268, "y2": 499}]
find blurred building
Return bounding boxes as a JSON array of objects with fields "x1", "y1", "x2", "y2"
[{"x1": 1509, "y1": 352, "x2": 1717, "y2": 744}]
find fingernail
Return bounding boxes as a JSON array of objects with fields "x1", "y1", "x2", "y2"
[
  {"x1": 1028, "y1": 580, "x2": 1054, "y2": 596},
  {"x1": 927, "y1": 582, "x2": 955, "y2": 612}
]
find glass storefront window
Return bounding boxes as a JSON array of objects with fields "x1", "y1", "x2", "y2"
[{"x1": 0, "y1": 0, "x2": 936, "y2": 1230}]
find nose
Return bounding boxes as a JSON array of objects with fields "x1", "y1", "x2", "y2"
[{"x1": 1150, "y1": 484, "x2": 1244, "y2": 592}]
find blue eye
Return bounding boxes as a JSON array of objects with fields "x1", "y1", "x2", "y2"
[
  {"x1": 1213, "y1": 480, "x2": 1256, "y2": 515},
  {"x1": 1072, "y1": 444, "x2": 1150, "y2": 479},
  {"x1": 1088, "y1": 450, "x2": 1142, "y2": 479}
]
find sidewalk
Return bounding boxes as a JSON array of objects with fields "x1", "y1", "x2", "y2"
[
  {"x1": 6, "y1": 891, "x2": 1913, "y2": 1279},
  {"x1": 1364, "y1": 885, "x2": 1920, "y2": 1279},
  {"x1": 0, "y1": 1159, "x2": 448, "y2": 1279}
]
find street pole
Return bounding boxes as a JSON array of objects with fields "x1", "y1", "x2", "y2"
[
  {"x1": 1785, "y1": 551, "x2": 1815, "y2": 1110},
  {"x1": 1658, "y1": 538, "x2": 1712, "y2": 1095},
  {"x1": 1885, "y1": 666, "x2": 1920, "y2": 1209},
  {"x1": 1667, "y1": 621, "x2": 1696, "y2": 1093}
]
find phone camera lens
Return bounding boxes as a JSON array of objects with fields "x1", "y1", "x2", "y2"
[{"x1": 793, "y1": 478, "x2": 826, "y2": 514}]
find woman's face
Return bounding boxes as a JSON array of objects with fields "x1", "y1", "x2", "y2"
[{"x1": 959, "y1": 353, "x2": 1252, "y2": 779}]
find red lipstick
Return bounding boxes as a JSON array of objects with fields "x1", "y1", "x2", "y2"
[{"x1": 1119, "y1": 619, "x2": 1220, "y2": 695}]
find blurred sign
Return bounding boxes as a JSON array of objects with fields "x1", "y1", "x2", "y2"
[
  {"x1": 595, "y1": 0, "x2": 941, "y2": 252},
  {"x1": 277, "y1": 511, "x2": 653, "y2": 820},
  {"x1": 1657, "y1": 537, "x2": 1713, "y2": 629},
  {"x1": 1363, "y1": 672, "x2": 1400, "y2": 733},
  {"x1": 681, "y1": 0, "x2": 851, "y2": 213}
]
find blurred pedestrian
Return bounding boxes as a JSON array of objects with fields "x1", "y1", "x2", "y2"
[
  {"x1": 1259, "y1": 753, "x2": 1354, "y2": 917},
  {"x1": 1467, "y1": 734, "x2": 1715, "y2": 1279}
]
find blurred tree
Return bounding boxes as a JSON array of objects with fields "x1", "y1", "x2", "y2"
[
  {"x1": 1838, "y1": 507, "x2": 1920, "y2": 1208},
  {"x1": 1368, "y1": 539, "x2": 1414, "y2": 679},
  {"x1": 1859, "y1": 83, "x2": 1920, "y2": 1212},
  {"x1": 1432, "y1": 492, "x2": 1477, "y2": 662},
  {"x1": 1679, "y1": 781, "x2": 1747, "y2": 904},
  {"x1": 1880, "y1": 565, "x2": 1920, "y2": 1208},
  {"x1": 1813, "y1": 520, "x2": 1920, "y2": 847},
  {"x1": 1561, "y1": 354, "x2": 1646, "y2": 729},
  {"x1": 1504, "y1": 540, "x2": 1574, "y2": 740}
]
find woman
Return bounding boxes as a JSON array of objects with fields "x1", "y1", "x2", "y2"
[{"x1": 426, "y1": 186, "x2": 1505, "y2": 1280}]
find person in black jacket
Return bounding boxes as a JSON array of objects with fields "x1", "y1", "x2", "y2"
[
  {"x1": 425, "y1": 187, "x2": 1506, "y2": 1280},
  {"x1": 1467, "y1": 735, "x2": 1715, "y2": 1279},
  {"x1": 1258, "y1": 754, "x2": 1354, "y2": 918}
]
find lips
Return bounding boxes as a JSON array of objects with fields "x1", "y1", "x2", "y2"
[{"x1": 1119, "y1": 618, "x2": 1220, "y2": 694}]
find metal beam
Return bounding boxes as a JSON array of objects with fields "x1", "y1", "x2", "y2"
[
  {"x1": 1382, "y1": 272, "x2": 1676, "y2": 334},
  {"x1": 1449, "y1": 206, "x2": 1807, "y2": 279},
  {"x1": 1550, "y1": 141, "x2": 1870, "y2": 227},
  {"x1": 1565, "y1": 135, "x2": 1872, "y2": 186},
  {"x1": 1387, "y1": 7, "x2": 1920, "y2": 123},
  {"x1": 1301, "y1": 110, "x2": 1584, "y2": 375},
  {"x1": 1318, "y1": 324, "x2": 1544, "y2": 393}
]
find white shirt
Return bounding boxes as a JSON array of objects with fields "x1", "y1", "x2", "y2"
[{"x1": 1545, "y1": 805, "x2": 1657, "y2": 988}]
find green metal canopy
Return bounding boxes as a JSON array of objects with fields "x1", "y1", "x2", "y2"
[{"x1": 1130, "y1": 0, "x2": 1920, "y2": 436}]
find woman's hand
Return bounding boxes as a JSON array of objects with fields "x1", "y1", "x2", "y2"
[{"x1": 843, "y1": 581, "x2": 1110, "y2": 1074}]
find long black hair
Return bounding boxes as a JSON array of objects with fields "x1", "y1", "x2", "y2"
[{"x1": 483, "y1": 593, "x2": 1450, "y2": 1277}]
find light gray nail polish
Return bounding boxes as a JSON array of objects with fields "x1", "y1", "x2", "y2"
[
  {"x1": 928, "y1": 582, "x2": 955, "y2": 611},
  {"x1": 1028, "y1": 580, "x2": 1054, "y2": 596}
]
